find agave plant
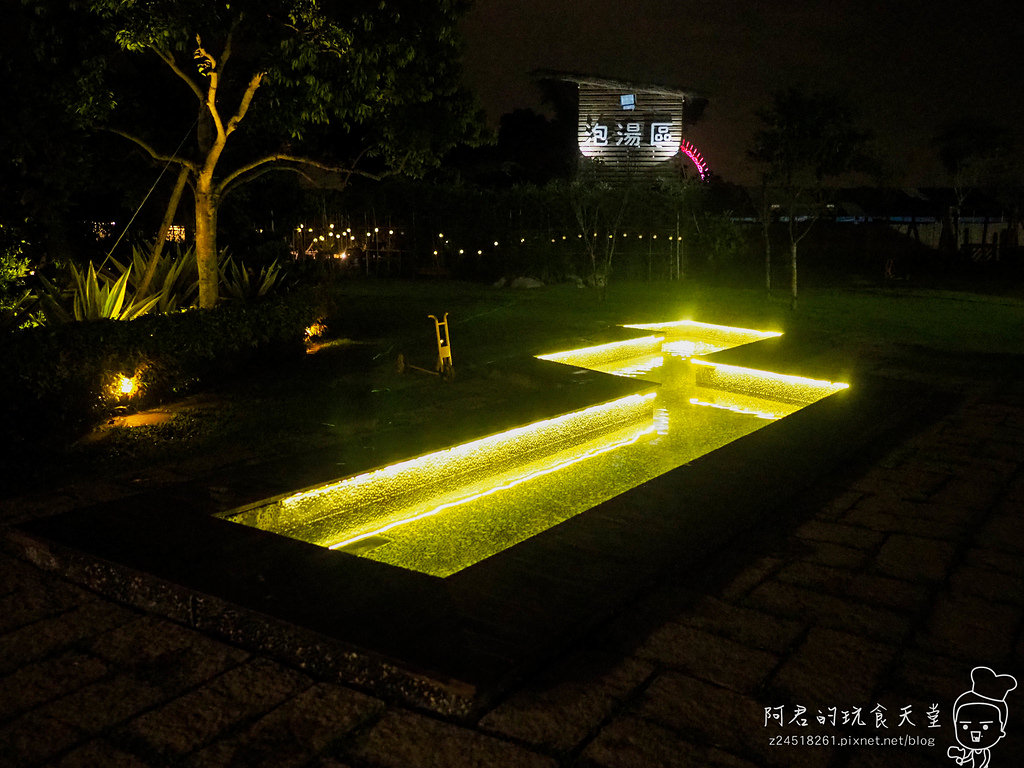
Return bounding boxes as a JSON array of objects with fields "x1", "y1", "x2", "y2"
[
  {"x1": 219, "y1": 255, "x2": 285, "y2": 302},
  {"x1": 107, "y1": 241, "x2": 199, "y2": 313},
  {"x1": 38, "y1": 262, "x2": 162, "y2": 323}
]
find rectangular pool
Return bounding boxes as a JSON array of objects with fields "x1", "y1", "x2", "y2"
[{"x1": 221, "y1": 320, "x2": 847, "y2": 577}]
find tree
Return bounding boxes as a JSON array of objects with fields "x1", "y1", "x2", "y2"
[
  {"x1": 1, "y1": 2, "x2": 142, "y2": 265},
  {"x1": 750, "y1": 175, "x2": 774, "y2": 295},
  {"x1": 749, "y1": 88, "x2": 868, "y2": 309},
  {"x1": 566, "y1": 159, "x2": 635, "y2": 293},
  {"x1": 933, "y1": 118, "x2": 1012, "y2": 253},
  {"x1": 651, "y1": 169, "x2": 702, "y2": 282},
  {"x1": 59, "y1": 0, "x2": 479, "y2": 307}
]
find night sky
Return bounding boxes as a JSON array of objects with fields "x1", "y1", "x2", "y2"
[{"x1": 460, "y1": 0, "x2": 1022, "y2": 186}]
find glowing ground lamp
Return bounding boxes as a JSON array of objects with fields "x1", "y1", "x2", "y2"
[
  {"x1": 304, "y1": 319, "x2": 328, "y2": 340},
  {"x1": 108, "y1": 372, "x2": 140, "y2": 400}
]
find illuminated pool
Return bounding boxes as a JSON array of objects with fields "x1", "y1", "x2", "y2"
[{"x1": 221, "y1": 320, "x2": 847, "y2": 577}]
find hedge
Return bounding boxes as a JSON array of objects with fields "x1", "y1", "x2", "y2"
[{"x1": 0, "y1": 293, "x2": 319, "y2": 450}]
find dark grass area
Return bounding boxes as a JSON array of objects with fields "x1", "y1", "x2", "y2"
[{"x1": 4, "y1": 276, "x2": 1022, "y2": 501}]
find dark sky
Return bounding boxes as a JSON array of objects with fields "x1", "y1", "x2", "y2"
[{"x1": 459, "y1": 0, "x2": 1022, "y2": 185}]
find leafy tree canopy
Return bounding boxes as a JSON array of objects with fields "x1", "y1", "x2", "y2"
[
  {"x1": 748, "y1": 87, "x2": 869, "y2": 308},
  {"x1": 749, "y1": 87, "x2": 870, "y2": 188},
  {"x1": 23, "y1": 0, "x2": 483, "y2": 306},
  {"x1": 72, "y1": 0, "x2": 482, "y2": 176}
]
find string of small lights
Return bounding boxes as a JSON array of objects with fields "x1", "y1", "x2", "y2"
[{"x1": 292, "y1": 223, "x2": 694, "y2": 261}]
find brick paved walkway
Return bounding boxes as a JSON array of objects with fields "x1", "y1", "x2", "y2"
[{"x1": 2, "y1": 377, "x2": 1023, "y2": 767}]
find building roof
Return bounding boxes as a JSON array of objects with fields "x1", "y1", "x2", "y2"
[{"x1": 532, "y1": 69, "x2": 703, "y2": 100}]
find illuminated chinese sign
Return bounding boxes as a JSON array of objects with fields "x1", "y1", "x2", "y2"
[
  {"x1": 581, "y1": 120, "x2": 675, "y2": 149},
  {"x1": 581, "y1": 118, "x2": 675, "y2": 147},
  {"x1": 579, "y1": 113, "x2": 681, "y2": 162},
  {"x1": 537, "y1": 72, "x2": 705, "y2": 179},
  {"x1": 572, "y1": 79, "x2": 689, "y2": 172}
]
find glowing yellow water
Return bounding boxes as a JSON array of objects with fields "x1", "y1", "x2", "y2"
[{"x1": 222, "y1": 321, "x2": 847, "y2": 577}]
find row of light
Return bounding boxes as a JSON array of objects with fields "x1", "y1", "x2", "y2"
[
  {"x1": 429, "y1": 232, "x2": 694, "y2": 257},
  {"x1": 538, "y1": 233, "x2": 684, "y2": 241},
  {"x1": 297, "y1": 225, "x2": 690, "y2": 254},
  {"x1": 437, "y1": 233, "x2": 687, "y2": 243},
  {"x1": 296, "y1": 224, "x2": 396, "y2": 237}
]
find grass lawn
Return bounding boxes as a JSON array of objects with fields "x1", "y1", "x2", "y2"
[
  {"x1": 317, "y1": 278, "x2": 1024, "y2": 360},
  {"x1": 6, "y1": 277, "x2": 1022, "y2": 503}
]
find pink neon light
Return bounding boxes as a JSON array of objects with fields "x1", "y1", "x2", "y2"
[{"x1": 679, "y1": 139, "x2": 709, "y2": 181}]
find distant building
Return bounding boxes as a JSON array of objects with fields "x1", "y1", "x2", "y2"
[{"x1": 535, "y1": 71, "x2": 708, "y2": 182}]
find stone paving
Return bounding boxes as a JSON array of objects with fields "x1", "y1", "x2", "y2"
[{"x1": 2, "y1": 377, "x2": 1023, "y2": 767}]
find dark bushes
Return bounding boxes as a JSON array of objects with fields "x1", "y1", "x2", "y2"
[{"x1": 0, "y1": 294, "x2": 317, "y2": 450}]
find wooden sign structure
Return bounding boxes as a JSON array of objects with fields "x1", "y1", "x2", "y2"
[{"x1": 536, "y1": 71, "x2": 706, "y2": 183}]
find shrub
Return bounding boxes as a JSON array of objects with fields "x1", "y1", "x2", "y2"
[
  {"x1": 0, "y1": 292, "x2": 318, "y2": 451},
  {"x1": 1, "y1": 224, "x2": 38, "y2": 331}
]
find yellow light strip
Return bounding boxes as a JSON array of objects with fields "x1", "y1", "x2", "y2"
[
  {"x1": 536, "y1": 335, "x2": 665, "y2": 363},
  {"x1": 690, "y1": 358, "x2": 849, "y2": 390},
  {"x1": 661, "y1": 339, "x2": 726, "y2": 358},
  {"x1": 280, "y1": 392, "x2": 658, "y2": 508},
  {"x1": 688, "y1": 397, "x2": 781, "y2": 421},
  {"x1": 328, "y1": 424, "x2": 657, "y2": 551},
  {"x1": 622, "y1": 319, "x2": 782, "y2": 337},
  {"x1": 609, "y1": 355, "x2": 664, "y2": 377}
]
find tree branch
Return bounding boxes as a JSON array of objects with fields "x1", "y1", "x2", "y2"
[
  {"x1": 153, "y1": 47, "x2": 205, "y2": 103},
  {"x1": 225, "y1": 72, "x2": 264, "y2": 136},
  {"x1": 218, "y1": 153, "x2": 382, "y2": 198},
  {"x1": 193, "y1": 35, "x2": 217, "y2": 75},
  {"x1": 104, "y1": 128, "x2": 198, "y2": 172},
  {"x1": 219, "y1": 20, "x2": 238, "y2": 74},
  {"x1": 140, "y1": 165, "x2": 191, "y2": 298},
  {"x1": 194, "y1": 35, "x2": 226, "y2": 141},
  {"x1": 219, "y1": 165, "x2": 320, "y2": 202}
]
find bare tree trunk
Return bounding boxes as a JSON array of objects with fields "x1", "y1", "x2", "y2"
[
  {"x1": 674, "y1": 211, "x2": 681, "y2": 280},
  {"x1": 790, "y1": 240, "x2": 798, "y2": 310},
  {"x1": 677, "y1": 214, "x2": 685, "y2": 280},
  {"x1": 195, "y1": 179, "x2": 219, "y2": 308},
  {"x1": 602, "y1": 182, "x2": 631, "y2": 297},
  {"x1": 760, "y1": 181, "x2": 772, "y2": 295},
  {"x1": 139, "y1": 166, "x2": 190, "y2": 298}
]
